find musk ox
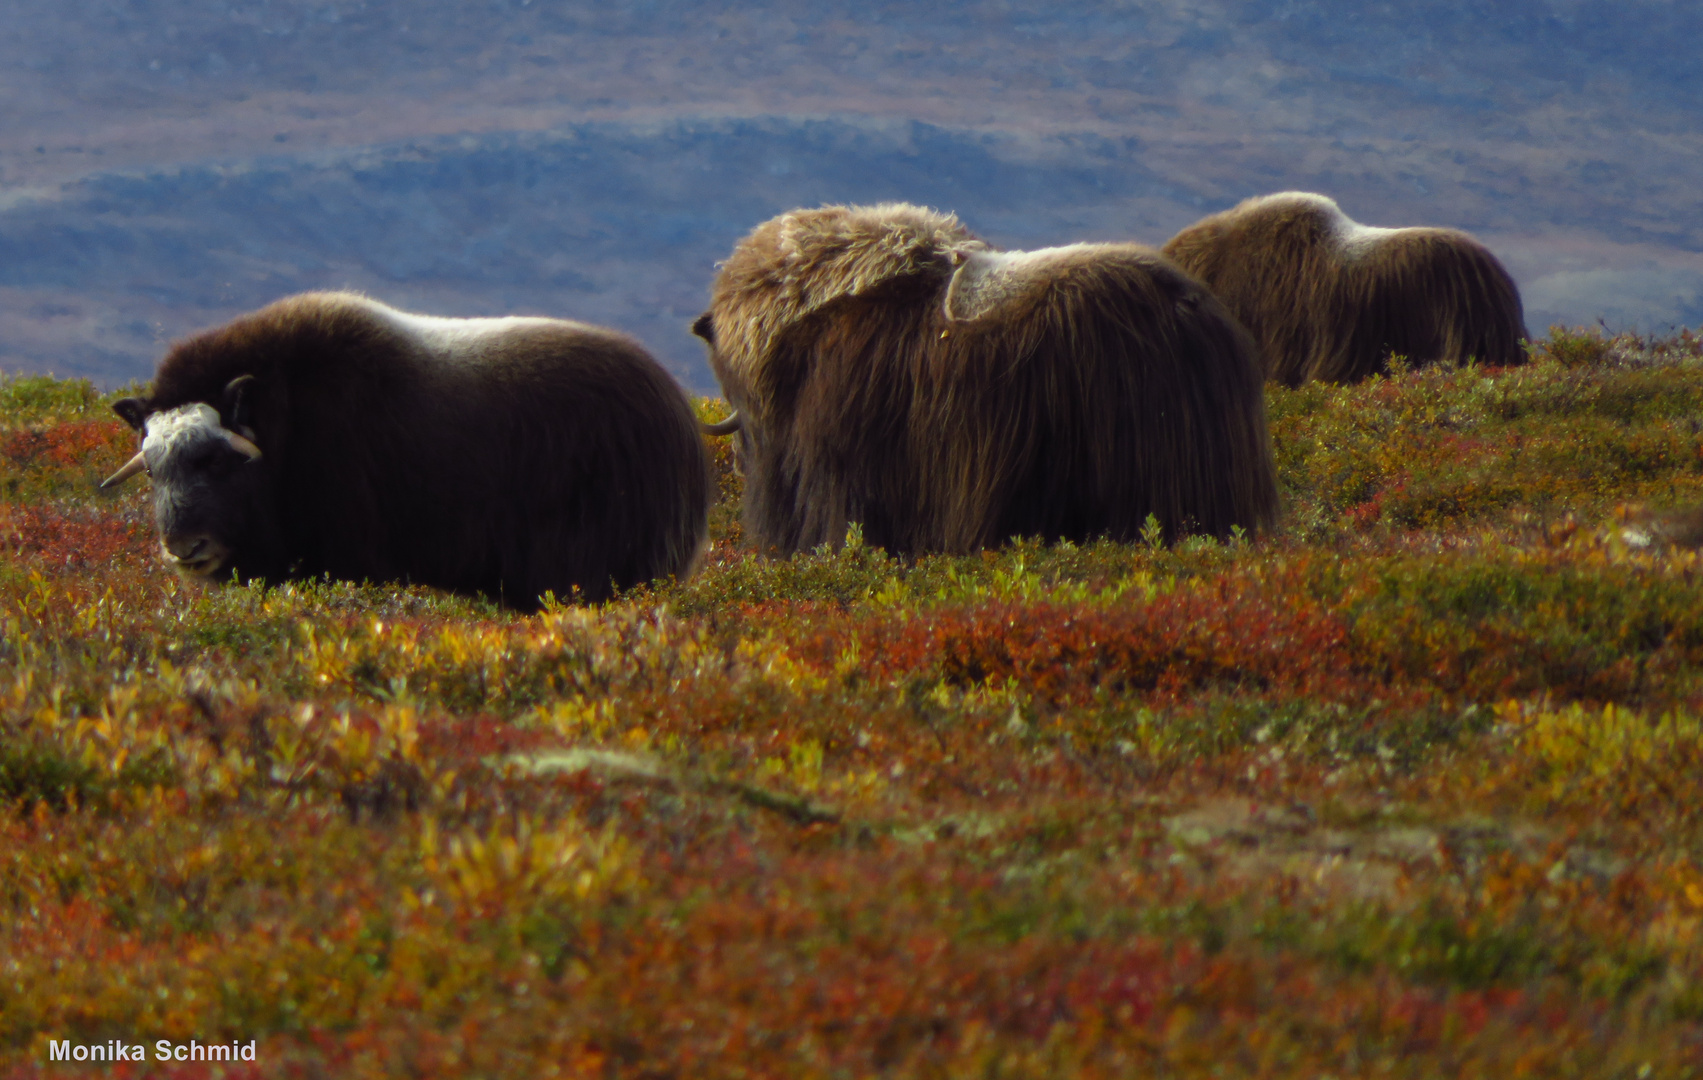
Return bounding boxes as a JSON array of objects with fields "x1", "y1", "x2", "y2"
[
  {"x1": 1161, "y1": 192, "x2": 1529, "y2": 386},
  {"x1": 102, "y1": 292, "x2": 710, "y2": 608},
  {"x1": 692, "y1": 202, "x2": 1279, "y2": 555}
]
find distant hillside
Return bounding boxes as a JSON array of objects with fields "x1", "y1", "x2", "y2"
[
  {"x1": 3, "y1": 0, "x2": 1700, "y2": 386},
  {"x1": 0, "y1": 119, "x2": 1210, "y2": 388}
]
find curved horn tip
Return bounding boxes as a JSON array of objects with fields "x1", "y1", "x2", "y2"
[
  {"x1": 224, "y1": 430, "x2": 263, "y2": 460},
  {"x1": 701, "y1": 411, "x2": 742, "y2": 437},
  {"x1": 99, "y1": 450, "x2": 148, "y2": 490}
]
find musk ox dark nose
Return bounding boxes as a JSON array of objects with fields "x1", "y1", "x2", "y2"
[
  {"x1": 167, "y1": 535, "x2": 209, "y2": 561},
  {"x1": 162, "y1": 533, "x2": 227, "y2": 575}
]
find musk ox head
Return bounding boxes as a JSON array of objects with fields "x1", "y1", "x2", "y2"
[
  {"x1": 691, "y1": 202, "x2": 984, "y2": 485},
  {"x1": 103, "y1": 374, "x2": 280, "y2": 581},
  {"x1": 693, "y1": 202, "x2": 984, "y2": 427}
]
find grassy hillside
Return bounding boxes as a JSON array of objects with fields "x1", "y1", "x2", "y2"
[{"x1": 5, "y1": 327, "x2": 1703, "y2": 1076}]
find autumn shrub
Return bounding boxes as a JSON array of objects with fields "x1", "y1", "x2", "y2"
[
  {"x1": 0, "y1": 736, "x2": 104, "y2": 810},
  {"x1": 0, "y1": 374, "x2": 107, "y2": 423},
  {"x1": 1269, "y1": 329, "x2": 1703, "y2": 538},
  {"x1": 4, "y1": 332, "x2": 1703, "y2": 1077},
  {"x1": 1342, "y1": 547, "x2": 1703, "y2": 705}
]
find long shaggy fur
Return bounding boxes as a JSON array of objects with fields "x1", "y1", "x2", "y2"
[
  {"x1": 696, "y1": 202, "x2": 1279, "y2": 555},
  {"x1": 1162, "y1": 192, "x2": 1529, "y2": 386},
  {"x1": 116, "y1": 292, "x2": 710, "y2": 607}
]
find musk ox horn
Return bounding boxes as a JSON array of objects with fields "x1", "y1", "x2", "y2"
[
  {"x1": 700, "y1": 411, "x2": 742, "y2": 437},
  {"x1": 223, "y1": 430, "x2": 263, "y2": 460},
  {"x1": 100, "y1": 450, "x2": 149, "y2": 489}
]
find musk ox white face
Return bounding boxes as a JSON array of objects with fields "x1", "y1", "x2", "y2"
[{"x1": 104, "y1": 383, "x2": 269, "y2": 580}]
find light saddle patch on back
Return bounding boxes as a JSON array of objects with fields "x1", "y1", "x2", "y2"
[
  {"x1": 1333, "y1": 218, "x2": 1401, "y2": 259},
  {"x1": 371, "y1": 299, "x2": 567, "y2": 363},
  {"x1": 1238, "y1": 191, "x2": 1400, "y2": 259},
  {"x1": 943, "y1": 245, "x2": 1096, "y2": 322}
]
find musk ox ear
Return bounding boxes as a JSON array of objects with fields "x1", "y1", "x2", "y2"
[
  {"x1": 112, "y1": 397, "x2": 150, "y2": 431},
  {"x1": 221, "y1": 374, "x2": 259, "y2": 438},
  {"x1": 691, "y1": 312, "x2": 715, "y2": 345}
]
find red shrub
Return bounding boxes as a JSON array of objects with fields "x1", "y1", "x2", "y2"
[
  {"x1": 1, "y1": 504, "x2": 154, "y2": 567},
  {"x1": 2, "y1": 419, "x2": 130, "y2": 469},
  {"x1": 807, "y1": 584, "x2": 1367, "y2": 706}
]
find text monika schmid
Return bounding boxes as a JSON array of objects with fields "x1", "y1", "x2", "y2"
[{"x1": 49, "y1": 1039, "x2": 258, "y2": 1062}]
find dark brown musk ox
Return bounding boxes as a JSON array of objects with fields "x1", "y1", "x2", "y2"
[
  {"x1": 691, "y1": 202, "x2": 1279, "y2": 555},
  {"x1": 100, "y1": 292, "x2": 711, "y2": 609},
  {"x1": 1161, "y1": 191, "x2": 1529, "y2": 387}
]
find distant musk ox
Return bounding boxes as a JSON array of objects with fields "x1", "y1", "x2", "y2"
[
  {"x1": 693, "y1": 202, "x2": 1279, "y2": 555},
  {"x1": 102, "y1": 292, "x2": 711, "y2": 608},
  {"x1": 1162, "y1": 192, "x2": 1529, "y2": 386}
]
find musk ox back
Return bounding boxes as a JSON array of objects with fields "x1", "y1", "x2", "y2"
[
  {"x1": 694, "y1": 202, "x2": 1278, "y2": 555},
  {"x1": 1162, "y1": 192, "x2": 1529, "y2": 386},
  {"x1": 103, "y1": 292, "x2": 710, "y2": 608}
]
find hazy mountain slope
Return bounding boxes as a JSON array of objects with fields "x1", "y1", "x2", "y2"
[
  {"x1": 0, "y1": 121, "x2": 1202, "y2": 386},
  {"x1": 2, "y1": 1, "x2": 1699, "y2": 386}
]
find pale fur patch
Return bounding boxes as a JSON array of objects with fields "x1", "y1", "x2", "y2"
[
  {"x1": 1250, "y1": 192, "x2": 1402, "y2": 256},
  {"x1": 1333, "y1": 219, "x2": 1401, "y2": 257},
  {"x1": 362, "y1": 298, "x2": 565, "y2": 361},
  {"x1": 943, "y1": 245, "x2": 1100, "y2": 322}
]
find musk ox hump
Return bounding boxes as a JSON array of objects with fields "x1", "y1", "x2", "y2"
[
  {"x1": 1211, "y1": 190, "x2": 1442, "y2": 261},
  {"x1": 1265, "y1": 193, "x2": 1408, "y2": 258},
  {"x1": 943, "y1": 245, "x2": 1104, "y2": 322}
]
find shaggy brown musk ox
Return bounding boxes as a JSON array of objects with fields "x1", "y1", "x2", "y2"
[
  {"x1": 692, "y1": 203, "x2": 1279, "y2": 555},
  {"x1": 102, "y1": 292, "x2": 711, "y2": 608},
  {"x1": 1162, "y1": 192, "x2": 1529, "y2": 386}
]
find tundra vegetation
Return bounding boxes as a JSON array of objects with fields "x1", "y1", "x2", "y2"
[{"x1": 4, "y1": 325, "x2": 1703, "y2": 1077}]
